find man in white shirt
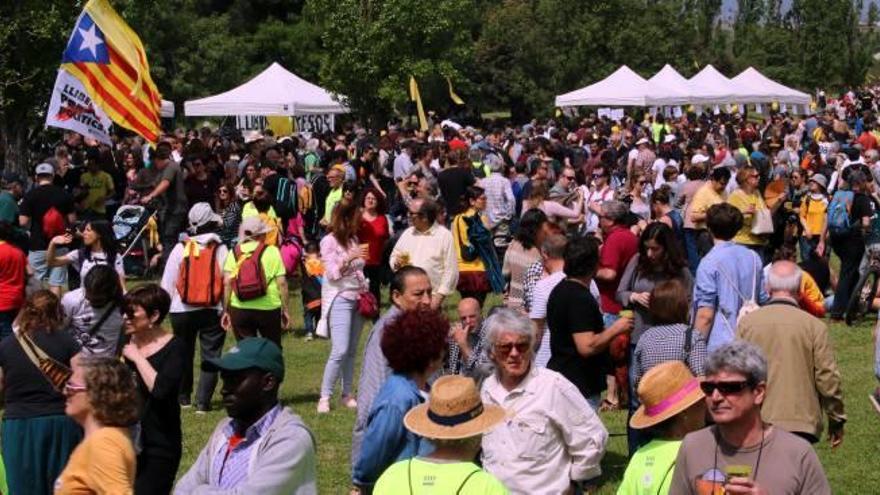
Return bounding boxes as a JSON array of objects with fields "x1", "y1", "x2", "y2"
[
  {"x1": 480, "y1": 308, "x2": 608, "y2": 494},
  {"x1": 390, "y1": 198, "x2": 458, "y2": 310},
  {"x1": 393, "y1": 141, "x2": 415, "y2": 181},
  {"x1": 584, "y1": 164, "x2": 615, "y2": 234},
  {"x1": 529, "y1": 234, "x2": 567, "y2": 368}
]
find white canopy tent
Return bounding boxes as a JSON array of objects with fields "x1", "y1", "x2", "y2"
[
  {"x1": 730, "y1": 67, "x2": 811, "y2": 106},
  {"x1": 555, "y1": 65, "x2": 648, "y2": 107},
  {"x1": 686, "y1": 64, "x2": 755, "y2": 105},
  {"x1": 184, "y1": 62, "x2": 348, "y2": 116},
  {"x1": 160, "y1": 99, "x2": 174, "y2": 118},
  {"x1": 644, "y1": 64, "x2": 691, "y2": 106}
]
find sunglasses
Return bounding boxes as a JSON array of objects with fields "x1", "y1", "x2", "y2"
[
  {"x1": 592, "y1": 174, "x2": 605, "y2": 179},
  {"x1": 494, "y1": 342, "x2": 530, "y2": 356},
  {"x1": 563, "y1": 175, "x2": 576, "y2": 180},
  {"x1": 699, "y1": 380, "x2": 753, "y2": 396}
]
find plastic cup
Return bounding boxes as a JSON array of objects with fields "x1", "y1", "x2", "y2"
[
  {"x1": 724, "y1": 464, "x2": 752, "y2": 479},
  {"x1": 619, "y1": 309, "x2": 634, "y2": 319}
]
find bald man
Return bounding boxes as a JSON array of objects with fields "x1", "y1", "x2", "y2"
[
  {"x1": 445, "y1": 297, "x2": 493, "y2": 381},
  {"x1": 736, "y1": 260, "x2": 846, "y2": 447}
]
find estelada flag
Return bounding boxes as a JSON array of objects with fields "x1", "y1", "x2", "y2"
[{"x1": 60, "y1": 0, "x2": 161, "y2": 144}]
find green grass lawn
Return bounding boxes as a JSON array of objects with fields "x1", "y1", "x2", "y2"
[{"x1": 175, "y1": 289, "x2": 880, "y2": 493}]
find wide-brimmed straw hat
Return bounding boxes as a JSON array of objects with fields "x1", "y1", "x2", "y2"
[
  {"x1": 404, "y1": 375, "x2": 506, "y2": 440},
  {"x1": 630, "y1": 361, "x2": 705, "y2": 430}
]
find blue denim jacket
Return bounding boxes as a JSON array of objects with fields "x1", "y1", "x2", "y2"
[{"x1": 352, "y1": 373, "x2": 433, "y2": 486}]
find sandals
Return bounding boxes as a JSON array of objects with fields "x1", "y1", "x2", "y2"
[{"x1": 598, "y1": 398, "x2": 621, "y2": 412}]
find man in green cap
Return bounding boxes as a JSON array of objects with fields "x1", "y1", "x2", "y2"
[{"x1": 174, "y1": 338, "x2": 317, "y2": 494}]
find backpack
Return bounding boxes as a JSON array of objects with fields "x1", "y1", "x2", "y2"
[
  {"x1": 232, "y1": 242, "x2": 268, "y2": 301},
  {"x1": 175, "y1": 240, "x2": 223, "y2": 307},
  {"x1": 826, "y1": 190, "x2": 854, "y2": 235},
  {"x1": 42, "y1": 206, "x2": 66, "y2": 239}
]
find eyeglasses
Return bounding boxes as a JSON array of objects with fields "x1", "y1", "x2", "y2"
[
  {"x1": 63, "y1": 382, "x2": 88, "y2": 395},
  {"x1": 494, "y1": 342, "x2": 530, "y2": 356},
  {"x1": 699, "y1": 380, "x2": 753, "y2": 396},
  {"x1": 407, "y1": 211, "x2": 424, "y2": 218},
  {"x1": 592, "y1": 174, "x2": 605, "y2": 179}
]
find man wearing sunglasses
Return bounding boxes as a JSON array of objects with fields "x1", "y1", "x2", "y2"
[
  {"x1": 670, "y1": 340, "x2": 831, "y2": 495},
  {"x1": 480, "y1": 308, "x2": 608, "y2": 495}
]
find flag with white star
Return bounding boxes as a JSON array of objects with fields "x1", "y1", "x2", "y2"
[{"x1": 58, "y1": 0, "x2": 161, "y2": 144}]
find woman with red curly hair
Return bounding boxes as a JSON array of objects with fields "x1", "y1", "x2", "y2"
[{"x1": 351, "y1": 308, "x2": 448, "y2": 492}]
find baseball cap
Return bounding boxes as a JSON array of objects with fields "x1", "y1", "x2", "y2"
[
  {"x1": 202, "y1": 337, "x2": 284, "y2": 381},
  {"x1": 1, "y1": 171, "x2": 24, "y2": 186},
  {"x1": 636, "y1": 137, "x2": 650, "y2": 146},
  {"x1": 188, "y1": 202, "x2": 222, "y2": 232},
  {"x1": 34, "y1": 163, "x2": 55, "y2": 176}
]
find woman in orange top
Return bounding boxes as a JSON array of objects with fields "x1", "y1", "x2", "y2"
[{"x1": 55, "y1": 357, "x2": 139, "y2": 494}]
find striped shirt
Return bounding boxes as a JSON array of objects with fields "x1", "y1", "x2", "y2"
[
  {"x1": 529, "y1": 271, "x2": 566, "y2": 368},
  {"x1": 213, "y1": 404, "x2": 282, "y2": 489},
  {"x1": 520, "y1": 260, "x2": 544, "y2": 314}
]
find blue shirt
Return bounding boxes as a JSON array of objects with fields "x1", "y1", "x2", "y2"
[
  {"x1": 353, "y1": 373, "x2": 432, "y2": 487},
  {"x1": 694, "y1": 241, "x2": 768, "y2": 350},
  {"x1": 213, "y1": 404, "x2": 283, "y2": 489}
]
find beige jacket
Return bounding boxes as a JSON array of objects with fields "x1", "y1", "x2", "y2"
[{"x1": 736, "y1": 299, "x2": 846, "y2": 438}]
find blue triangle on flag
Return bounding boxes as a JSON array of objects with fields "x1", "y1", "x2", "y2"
[{"x1": 62, "y1": 13, "x2": 110, "y2": 64}]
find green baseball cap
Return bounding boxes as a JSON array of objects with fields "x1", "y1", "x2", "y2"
[{"x1": 203, "y1": 338, "x2": 284, "y2": 381}]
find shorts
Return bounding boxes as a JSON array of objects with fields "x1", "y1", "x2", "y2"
[{"x1": 28, "y1": 249, "x2": 68, "y2": 288}]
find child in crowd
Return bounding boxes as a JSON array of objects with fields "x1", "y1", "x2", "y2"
[{"x1": 302, "y1": 241, "x2": 323, "y2": 341}]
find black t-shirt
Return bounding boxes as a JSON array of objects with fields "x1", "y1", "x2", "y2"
[
  {"x1": 19, "y1": 183, "x2": 75, "y2": 251},
  {"x1": 184, "y1": 174, "x2": 218, "y2": 210},
  {"x1": 546, "y1": 279, "x2": 609, "y2": 399},
  {"x1": 0, "y1": 329, "x2": 79, "y2": 419},
  {"x1": 849, "y1": 192, "x2": 874, "y2": 240},
  {"x1": 53, "y1": 167, "x2": 82, "y2": 194},
  {"x1": 438, "y1": 166, "x2": 475, "y2": 217},
  {"x1": 127, "y1": 336, "x2": 184, "y2": 458}
]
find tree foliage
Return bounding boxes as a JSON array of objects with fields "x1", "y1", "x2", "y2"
[{"x1": 1, "y1": 0, "x2": 880, "y2": 170}]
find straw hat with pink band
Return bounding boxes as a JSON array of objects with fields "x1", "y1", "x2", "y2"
[{"x1": 630, "y1": 361, "x2": 705, "y2": 430}]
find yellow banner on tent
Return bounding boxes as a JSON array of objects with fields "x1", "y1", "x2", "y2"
[{"x1": 268, "y1": 116, "x2": 293, "y2": 136}]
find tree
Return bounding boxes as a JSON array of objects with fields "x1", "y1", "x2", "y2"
[
  {"x1": 312, "y1": 0, "x2": 477, "y2": 126},
  {"x1": 0, "y1": 1, "x2": 78, "y2": 173}
]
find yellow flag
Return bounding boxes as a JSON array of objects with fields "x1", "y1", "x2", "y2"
[
  {"x1": 447, "y1": 77, "x2": 465, "y2": 105},
  {"x1": 409, "y1": 76, "x2": 428, "y2": 131}
]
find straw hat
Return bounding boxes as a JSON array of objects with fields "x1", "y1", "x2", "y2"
[
  {"x1": 630, "y1": 361, "x2": 705, "y2": 430},
  {"x1": 404, "y1": 375, "x2": 506, "y2": 440}
]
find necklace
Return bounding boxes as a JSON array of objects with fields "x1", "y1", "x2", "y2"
[{"x1": 711, "y1": 423, "x2": 765, "y2": 490}]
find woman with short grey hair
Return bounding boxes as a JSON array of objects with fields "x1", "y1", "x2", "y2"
[
  {"x1": 483, "y1": 307, "x2": 535, "y2": 359},
  {"x1": 705, "y1": 339, "x2": 768, "y2": 387}
]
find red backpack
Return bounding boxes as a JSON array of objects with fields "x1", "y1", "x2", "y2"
[
  {"x1": 42, "y1": 207, "x2": 66, "y2": 239},
  {"x1": 176, "y1": 241, "x2": 223, "y2": 307},
  {"x1": 232, "y1": 242, "x2": 268, "y2": 301}
]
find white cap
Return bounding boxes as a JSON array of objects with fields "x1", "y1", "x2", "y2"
[
  {"x1": 35, "y1": 163, "x2": 55, "y2": 176},
  {"x1": 188, "y1": 202, "x2": 222, "y2": 232},
  {"x1": 636, "y1": 137, "x2": 650, "y2": 146}
]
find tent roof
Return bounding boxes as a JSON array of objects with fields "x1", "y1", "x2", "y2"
[
  {"x1": 645, "y1": 64, "x2": 691, "y2": 106},
  {"x1": 555, "y1": 65, "x2": 648, "y2": 107},
  {"x1": 184, "y1": 62, "x2": 348, "y2": 116},
  {"x1": 730, "y1": 67, "x2": 811, "y2": 105},
  {"x1": 160, "y1": 99, "x2": 174, "y2": 118},
  {"x1": 686, "y1": 64, "x2": 745, "y2": 104}
]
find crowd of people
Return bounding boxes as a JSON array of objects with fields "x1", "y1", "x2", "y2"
[{"x1": 2, "y1": 89, "x2": 880, "y2": 493}]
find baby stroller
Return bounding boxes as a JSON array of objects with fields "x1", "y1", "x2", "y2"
[{"x1": 113, "y1": 204, "x2": 154, "y2": 278}]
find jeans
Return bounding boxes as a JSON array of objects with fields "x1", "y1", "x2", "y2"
[
  {"x1": 320, "y1": 296, "x2": 364, "y2": 398},
  {"x1": 0, "y1": 309, "x2": 17, "y2": 341},
  {"x1": 799, "y1": 236, "x2": 819, "y2": 263},
  {"x1": 830, "y1": 235, "x2": 865, "y2": 316},
  {"x1": 159, "y1": 210, "x2": 186, "y2": 269},
  {"x1": 170, "y1": 310, "x2": 225, "y2": 408},
  {"x1": 28, "y1": 248, "x2": 68, "y2": 288},
  {"x1": 626, "y1": 344, "x2": 652, "y2": 457},
  {"x1": 684, "y1": 228, "x2": 700, "y2": 275}
]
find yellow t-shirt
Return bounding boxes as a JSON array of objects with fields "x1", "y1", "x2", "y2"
[
  {"x1": 452, "y1": 209, "x2": 487, "y2": 272},
  {"x1": 727, "y1": 189, "x2": 767, "y2": 246},
  {"x1": 223, "y1": 240, "x2": 285, "y2": 310},
  {"x1": 800, "y1": 194, "x2": 828, "y2": 237},
  {"x1": 54, "y1": 427, "x2": 135, "y2": 495},
  {"x1": 80, "y1": 171, "x2": 114, "y2": 213},
  {"x1": 688, "y1": 182, "x2": 724, "y2": 229}
]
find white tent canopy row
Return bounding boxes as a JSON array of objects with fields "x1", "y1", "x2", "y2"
[
  {"x1": 183, "y1": 62, "x2": 348, "y2": 117},
  {"x1": 555, "y1": 64, "x2": 810, "y2": 108}
]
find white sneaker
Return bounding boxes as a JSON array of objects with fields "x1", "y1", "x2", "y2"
[
  {"x1": 341, "y1": 395, "x2": 357, "y2": 409},
  {"x1": 317, "y1": 397, "x2": 331, "y2": 414}
]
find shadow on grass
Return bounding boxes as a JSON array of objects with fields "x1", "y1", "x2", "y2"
[
  {"x1": 283, "y1": 393, "x2": 322, "y2": 406},
  {"x1": 593, "y1": 449, "x2": 629, "y2": 490}
]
